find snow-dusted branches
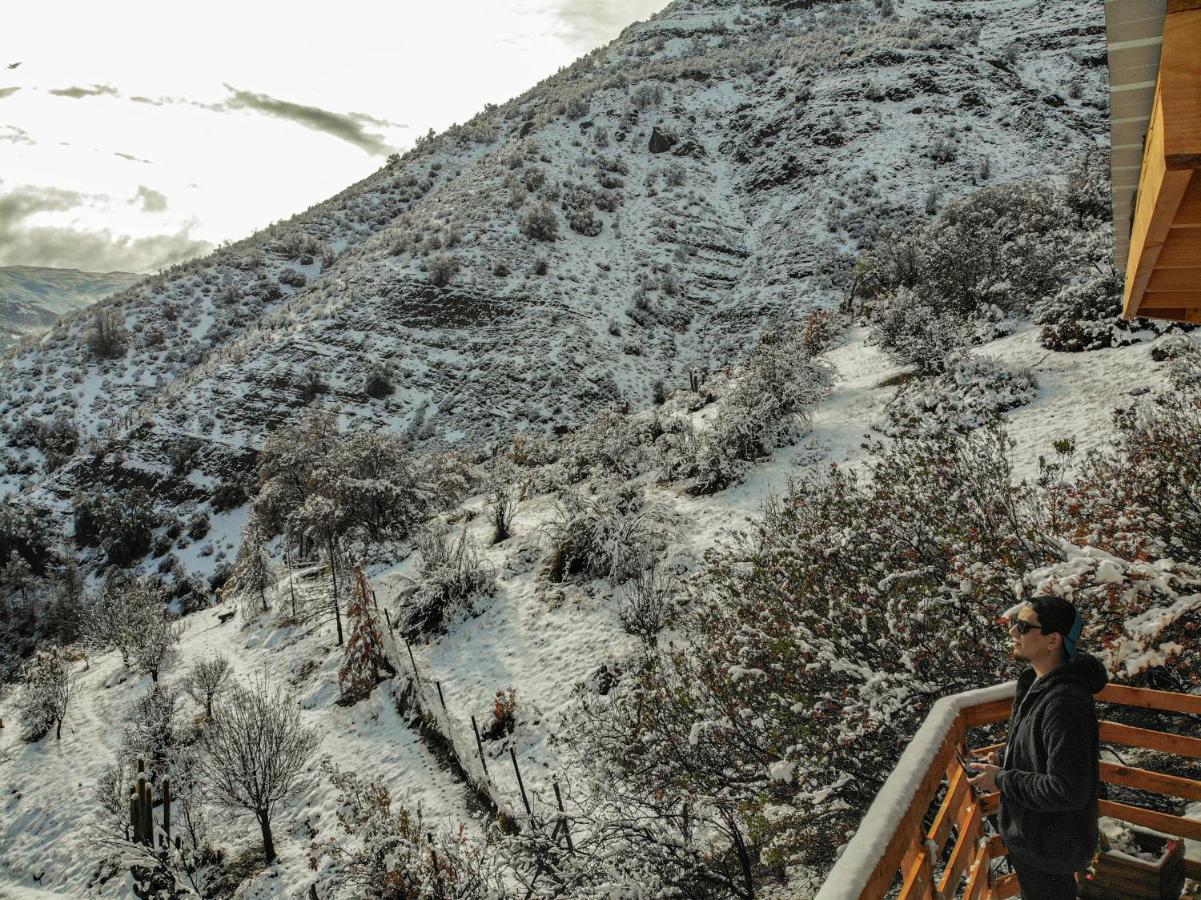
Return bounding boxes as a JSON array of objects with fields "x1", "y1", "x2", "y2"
[{"x1": 198, "y1": 676, "x2": 320, "y2": 864}]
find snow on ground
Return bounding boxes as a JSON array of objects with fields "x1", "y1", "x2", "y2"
[
  {"x1": 0, "y1": 324, "x2": 1182, "y2": 898},
  {"x1": 0, "y1": 582, "x2": 478, "y2": 898}
]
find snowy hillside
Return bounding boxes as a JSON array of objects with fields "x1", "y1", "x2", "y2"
[
  {"x1": 7, "y1": 0, "x2": 1200, "y2": 897},
  {"x1": 0, "y1": 267, "x2": 141, "y2": 353},
  {"x1": 0, "y1": 0, "x2": 1108, "y2": 540}
]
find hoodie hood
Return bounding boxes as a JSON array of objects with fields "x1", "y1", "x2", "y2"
[{"x1": 1025, "y1": 651, "x2": 1110, "y2": 697}]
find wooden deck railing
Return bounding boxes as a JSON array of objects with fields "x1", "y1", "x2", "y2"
[{"x1": 814, "y1": 682, "x2": 1201, "y2": 900}]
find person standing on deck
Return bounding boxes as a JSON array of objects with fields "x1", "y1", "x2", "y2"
[{"x1": 968, "y1": 596, "x2": 1109, "y2": 900}]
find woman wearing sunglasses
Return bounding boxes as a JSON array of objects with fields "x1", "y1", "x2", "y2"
[{"x1": 968, "y1": 596, "x2": 1108, "y2": 899}]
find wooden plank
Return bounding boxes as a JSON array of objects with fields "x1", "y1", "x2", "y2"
[
  {"x1": 970, "y1": 741, "x2": 1004, "y2": 758},
  {"x1": 964, "y1": 840, "x2": 991, "y2": 900},
  {"x1": 990, "y1": 872, "x2": 1021, "y2": 899},
  {"x1": 1145, "y1": 267, "x2": 1201, "y2": 291},
  {"x1": 1160, "y1": 9, "x2": 1201, "y2": 166},
  {"x1": 1100, "y1": 760, "x2": 1201, "y2": 802},
  {"x1": 1175, "y1": 173, "x2": 1201, "y2": 225},
  {"x1": 859, "y1": 718, "x2": 965, "y2": 900},
  {"x1": 898, "y1": 849, "x2": 934, "y2": 900},
  {"x1": 1098, "y1": 799, "x2": 1201, "y2": 841},
  {"x1": 928, "y1": 763, "x2": 970, "y2": 854},
  {"x1": 1100, "y1": 720, "x2": 1201, "y2": 758},
  {"x1": 1124, "y1": 86, "x2": 1194, "y2": 318},
  {"x1": 1155, "y1": 228, "x2": 1201, "y2": 267},
  {"x1": 1138, "y1": 291, "x2": 1201, "y2": 309},
  {"x1": 1186, "y1": 858, "x2": 1201, "y2": 881},
  {"x1": 961, "y1": 698, "x2": 1013, "y2": 728},
  {"x1": 986, "y1": 834, "x2": 1007, "y2": 860},
  {"x1": 938, "y1": 801, "x2": 982, "y2": 897}
]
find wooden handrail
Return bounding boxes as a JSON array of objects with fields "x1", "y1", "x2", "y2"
[{"x1": 815, "y1": 681, "x2": 1201, "y2": 900}]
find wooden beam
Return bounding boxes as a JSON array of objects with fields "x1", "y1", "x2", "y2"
[
  {"x1": 1100, "y1": 760, "x2": 1201, "y2": 802},
  {"x1": 1177, "y1": 173, "x2": 1201, "y2": 224},
  {"x1": 1160, "y1": 9, "x2": 1201, "y2": 167},
  {"x1": 1122, "y1": 92, "x2": 1193, "y2": 317},
  {"x1": 1100, "y1": 720, "x2": 1201, "y2": 758},
  {"x1": 898, "y1": 841, "x2": 934, "y2": 900},
  {"x1": 1100, "y1": 683, "x2": 1201, "y2": 716},
  {"x1": 858, "y1": 719, "x2": 965, "y2": 900},
  {"x1": 1187, "y1": 858, "x2": 1201, "y2": 881},
  {"x1": 1145, "y1": 267, "x2": 1201, "y2": 290},
  {"x1": 1155, "y1": 228, "x2": 1201, "y2": 267},
  {"x1": 927, "y1": 763, "x2": 970, "y2": 853},
  {"x1": 1138, "y1": 291, "x2": 1201, "y2": 309},
  {"x1": 964, "y1": 841, "x2": 990, "y2": 900},
  {"x1": 961, "y1": 698, "x2": 1012, "y2": 728},
  {"x1": 1098, "y1": 798, "x2": 1201, "y2": 841},
  {"x1": 991, "y1": 872, "x2": 1021, "y2": 899},
  {"x1": 938, "y1": 801, "x2": 982, "y2": 897}
]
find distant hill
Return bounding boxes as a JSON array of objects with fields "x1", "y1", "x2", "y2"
[{"x1": 0, "y1": 265, "x2": 142, "y2": 352}]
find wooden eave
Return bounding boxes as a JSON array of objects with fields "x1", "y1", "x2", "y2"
[{"x1": 1115, "y1": 2, "x2": 1201, "y2": 322}]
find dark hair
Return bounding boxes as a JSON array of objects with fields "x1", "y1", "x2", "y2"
[{"x1": 1029, "y1": 595, "x2": 1083, "y2": 657}]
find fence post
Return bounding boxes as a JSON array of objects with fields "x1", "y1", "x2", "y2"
[
  {"x1": 553, "y1": 779, "x2": 574, "y2": 852},
  {"x1": 435, "y1": 681, "x2": 447, "y2": 711},
  {"x1": 510, "y1": 747, "x2": 532, "y2": 817},
  {"x1": 471, "y1": 716, "x2": 490, "y2": 778}
]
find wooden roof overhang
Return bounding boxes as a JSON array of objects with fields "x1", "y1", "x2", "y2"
[{"x1": 1107, "y1": 0, "x2": 1201, "y2": 322}]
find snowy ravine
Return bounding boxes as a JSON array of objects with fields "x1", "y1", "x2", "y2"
[{"x1": 0, "y1": 321, "x2": 1186, "y2": 898}]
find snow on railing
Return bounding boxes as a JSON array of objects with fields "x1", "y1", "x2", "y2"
[{"x1": 813, "y1": 682, "x2": 1016, "y2": 900}]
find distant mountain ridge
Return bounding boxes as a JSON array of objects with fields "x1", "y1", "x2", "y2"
[{"x1": 0, "y1": 265, "x2": 142, "y2": 352}]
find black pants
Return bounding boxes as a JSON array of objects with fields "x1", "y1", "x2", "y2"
[{"x1": 1012, "y1": 859, "x2": 1077, "y2": 900}]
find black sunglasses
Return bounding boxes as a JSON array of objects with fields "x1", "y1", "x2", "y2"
[{"x1": 1011, "y1": 619, "x2": 1049, "y2": 635}]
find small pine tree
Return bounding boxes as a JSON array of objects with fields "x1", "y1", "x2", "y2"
[{"x1": 338, "y1": 565, "x2": 395, "y2": 701}]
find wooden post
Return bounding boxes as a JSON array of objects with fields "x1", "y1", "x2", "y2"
[
  {"x1": 553, "y1": 779, "x2": 573, "y2": 852},
  {"x1": 383, "y1": 607, "x2": 396, "y2": 637},
  {"x1": 140, "y1": 778, "x2": 153, "y2": 846},
  {"x1": 435, "y1": 681, "x2": 447, "y2": 711},
  {"x1": 510, "y1": 747, "x2": 532, "y2": 817},
  {"x1": 471, "y1": 715, "x2": 490, "y2": 778},
  {"x1": 403, "y1": 635, "x2": 420, "y2": 682},
  {"x1": 308, "y1": 884, "x2": 318, "y2": 900}
]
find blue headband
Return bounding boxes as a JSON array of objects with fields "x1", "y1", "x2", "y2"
[{"x1": 1063, "y1": 611, "x2": 1083, "y2": 658}]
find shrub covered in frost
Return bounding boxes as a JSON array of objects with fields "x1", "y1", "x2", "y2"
[
  {"x1": 543, "y1": 488, "x2": 657, "y2": 586},
  {"x1": 671, "y1": 328, "x2": 834, "y2": 494},
  {"x1": 519, "y1": 201, "x2": 559, "y2": 241},
  {"x1": 883, "y1": 354, "x2": 1037, "y2": 435},
  {"x1": 400, "y1": 525, "x2": 495, "y2": 641},
  {"x1": 1034, "y1": 271, "x2": 1136, "y2": 352}
]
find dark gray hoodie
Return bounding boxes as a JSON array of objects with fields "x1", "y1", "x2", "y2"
[{"x1": 994, "y1": 652, "x2": 1110, "y2": 874}]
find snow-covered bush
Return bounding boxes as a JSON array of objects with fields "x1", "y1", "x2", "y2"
[
  {"x1": 17, "y1": 646, "x2": 73, "y2": 741},
  {"x1": 84, "y1": 308, "x2": 127, "y2": 359},
  {"x1": 400, "y1": 525, "x2": 496, "y2": 641},
  {"x1": 868, "y1": 288, "x2": 968, "y2": 374},
  {"x1": 576, "y1": 427, "x2": 1051, "y2": 875},
  {"x1": 518, "y1": 200, "x2": 559, "y2": 241},
  {"x1": 672, "y1": 329, "x2": 834, "y2": 494},
  {"x1": 617, "y1": 560, "x2": 675, "y2": 648},
  {"x1": 427, "y1": 253, "x2": 460, "y2": 287},
  {"x1": 338, "y1": 566, "x2": 395, "y2": 701},
  {"x1": 883, "y1": 354, "x2": 1038, "y2": 434},
  {"x1": 1022, "y1": 545, "x2": 1201, "y2": 686},
  {"x1": 1050, "y1": 385, "x2": 1201, "y2": 567},
  {"x1": 543, "y1": 488, "x2": 657, "y2": 586},
  {"x1": 1152, "y1": 333, "x2": 1201, "y2": 389},
  {"x1": 1034, "y1": 270, "x2": 1138, "y2": 352},
  {"x1": 309, "y1": 761, "x2": 501, "y2": 897}
]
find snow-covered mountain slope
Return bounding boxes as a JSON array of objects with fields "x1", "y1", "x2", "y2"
[
  {"x1": 0, "y1": 0, "x2": 1107, "y2": 536},
  {"x1": 0, "y1": 320, "x2": 1185, "y2": 899},
  {"x1": 0, "y1": 267, "x2": 141, "y2": 353}
]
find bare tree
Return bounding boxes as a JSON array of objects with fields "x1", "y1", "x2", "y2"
[
  {"x1": 488, "y1": 482, "x2": 518, "y2": 544},
  {"x1": 185, "y1": 654, "x2": 232, "y2": 719},
  {"x1": 230, "y1": 516, "x2": 275, "y2": 615},
  {"x1": 198, "y1": 676, "x2": 320, "y2": 864}
]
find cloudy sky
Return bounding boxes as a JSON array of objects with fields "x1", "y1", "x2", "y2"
[{"x1": 0, "y1": 0, "x2": 669, "y2": 274}]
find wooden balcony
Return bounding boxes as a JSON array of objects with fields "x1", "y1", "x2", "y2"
[
  {"x1": 1114, "y1": 4, "x2": 1201, "y2": 323},
  {"x1": 815, "y1": 682, "x2": 1201, "y2": 900}
]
